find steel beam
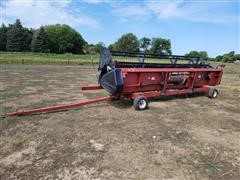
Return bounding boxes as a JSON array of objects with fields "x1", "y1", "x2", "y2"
[
  {"x1": 6, "y1": 96, "x2": 114, "y2": 116},
  {"x1": 82, "y1": 85, "x2": 102, "y2": 90}
]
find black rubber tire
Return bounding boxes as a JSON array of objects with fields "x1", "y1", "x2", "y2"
[
  {"x1": 207, "y1": 88, "x2": 219, "y2": 98},
  {"x1": 133, "y1": 96, "x2": 148, "y2": 110}
]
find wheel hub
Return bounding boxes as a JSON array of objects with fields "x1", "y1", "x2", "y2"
[{"x1": 139, "y1": 99, "x2": 147, "y2": 109}]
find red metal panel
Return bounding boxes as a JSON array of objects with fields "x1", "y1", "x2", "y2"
[
  {"x1": 193, "y1": 86, "x2": 210, "y2": 93},
  {"x1": 216, "y1": 71, "x2": 223, "y2": 85},
  {"x1": 162, "y1": 72, "x2": 169, "y2": 92},
  {"x1": 129, "y1": 91, "x2": 161, "y2": 100},
  {"x1": 121, "y1": 67, "x2": 222, "y2": 95},
  {"x1": 129, "y1": 86, "x2": 210, "y2": 100},
  {"x1": 121, "y1": 68, "x2": 223, "y2": 73}
]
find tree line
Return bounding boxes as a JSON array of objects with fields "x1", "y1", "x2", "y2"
[
  {"x1": 0, "y1": 19, "x2": 86, "y2": 54},
  {"x1": 0, "y1": 19, "x2": 239, "y2": 63},
  {"x1": 0, "y1": 19, "x2": 172, "y2": 55},
  {"x1": 83, "y1": 33, "x2": 172, "y2": 55},
  {"x1": 185, "y1": 50, "x2": 240, "y2": 63},
  {"x1": 214, "y1": 51, "x2": 240, "y2": 63}
]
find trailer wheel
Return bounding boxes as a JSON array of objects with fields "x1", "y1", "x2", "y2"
[
  {"x1": 133, "y1": 96, "x2": 148, "y2": 110},
  {"x1": 207, "y1": 88, "x2": 219, "y2": 98}
]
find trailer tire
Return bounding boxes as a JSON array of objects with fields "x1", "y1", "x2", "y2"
[
  {"x1": 207, "y1": 88, "x2": 219, "y2": 98},
  {"x1": 133, "y1": 96, "x2": 148, "y2": 110}
]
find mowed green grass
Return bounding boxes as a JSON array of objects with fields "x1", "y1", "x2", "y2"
[
  {"x1": 0, "y1": 51, "x2": 215, "y2": 65},
  {"x1": 0, "y1": 51, "x2": 99, "y2": 65}
]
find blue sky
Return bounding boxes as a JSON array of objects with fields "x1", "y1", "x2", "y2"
[{"x1": 1, "y1": 0, "x2": 239, "y2": 57}]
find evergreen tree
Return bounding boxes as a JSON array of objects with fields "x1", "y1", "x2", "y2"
[
  {"x1": 6, "y1": 19, "x2": 32, "y2": 51},
  {"x1": 22, "y1": 28, "x2": 33, "y2": 51},
  {"x1": 0, "y1": 23, "x2": 8, "y2": 51},
  {"x1": 31, "y1": 26, "x2": 49, "y2": 52}
]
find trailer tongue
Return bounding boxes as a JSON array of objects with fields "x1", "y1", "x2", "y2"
[
  {"x1": 6, "y1": 96, "x2": 114, "y2": 116},
  {"x1": 5, "y1": 48, "x2": 224, "y2": 116}
]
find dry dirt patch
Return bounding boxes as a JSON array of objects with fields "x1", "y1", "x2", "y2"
[{"x1": 0, "y1": 64, "x2": 240, "y2": 179}]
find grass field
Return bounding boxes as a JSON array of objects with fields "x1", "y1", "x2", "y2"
[
  {"x1": 0, "y1": 63, "x2": 239, "y2": 179},
  {"x1": 0, "y1": 51, "x2": 100, "y2": 65},
  {"x1": 0, "y1": 51, "x2": 217, "y2": 65}
]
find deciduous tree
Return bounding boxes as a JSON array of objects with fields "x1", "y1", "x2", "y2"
[
  {"x1": 44, "y1": 24, "x2": 86, "y2": 54},
  {"x1": 150, "y1": 38, "x2": 171, "y2": 55},
  {"x1": 112, "y1": 33, "x2": 140, "y2": 52},
  {"x1": 139, "y1": 37, "x2": 151, "y2": 53},
  {"x1": 94, "y1": 42, "x2": 105, "y2": 53},
  {"x1": 186, "y1": 51, "x2": 208, "y2": 59}
]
